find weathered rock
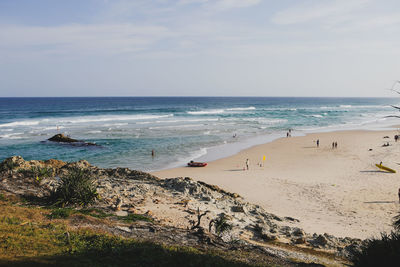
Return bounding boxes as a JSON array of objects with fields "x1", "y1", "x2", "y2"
[
  {"x1": 47, "y1": 134, "x2": 98, "y2": 146},
  {"x1": 116, "y1": 226, "x2": 131, "y2": 233},
  {"x1": 115, "y1": 210, "x2": 128, "y2": 217},
  {"x1": 293, "y1": 237, "x2": 306, "y2": 244},
  {"x1": 0, "y1": 156, "x2": 362, "y2": 260},
  {"x1": 0, "y1": 156, "x2": 25, "y2": 170},
  {"x1": 284, "y1": 216, "x2": 300, "y2": 222},
  {"x1": 231, "y1": 206, "x2": 245, "y2": 213},
  {"x1": 311, "y1": 234, "x2": 328, "y2": 247},
  {"x1": 292, "y1": 227, "x2": 305, "y2": 237},
  {"x1": 145, "y1": 210, "x2": 154, "y2": 217},
  {"x1": 115, "y1": 198, "x2": 123, "y2": 211},
  {"x1": 64, "y1": 160, "x2": 92, "y2": 170}
]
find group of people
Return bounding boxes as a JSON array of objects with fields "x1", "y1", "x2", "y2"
[
  {"x1": 332, "y1": 142, "x2": 338, "y2": 149},
  {"x1": 286, "y1": 129, "x2": 292, "y2": 138},
  {"x1": 314, "y1": 139, "x2": 339, "y2": 149}
]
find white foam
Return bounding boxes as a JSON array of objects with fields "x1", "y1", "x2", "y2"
[
  {"x1": 187, "y1": 109, "x2": 224, "y2": 115},
  {"x1": 226, "y1": 107, "x2": 256, "y2": 111},
  {"x1": 102, "y1": 123, "x2": 129, "y2": 127},
  {"x1": 149, "y1": 124, "x2": 204, "y2": 130},
  {"x1": 0, "y1": 120, "x2": 39, "y2": 128},
  {"x1": 311, "y1": 114, "x2": 323, "y2": 118},
  {"x1": 60, "y1": 114, "x2": 173, "y2": 124},
  {"x1": 0, "y1": 132, "x2": 23, "y2": 139},
  {"x1": 247, "y1": 118, "x2": 287, "y2": 124},
  {"x1": 40, "y1": 126, "x2": 65, "y2": 131},
  {"x1": 187, "y1": 148, "x2": 208, "y2": 161}
]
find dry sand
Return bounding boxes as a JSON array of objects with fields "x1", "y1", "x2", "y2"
[{"x1": 152, "y1": 129, "x2": 400, "y2": 239}]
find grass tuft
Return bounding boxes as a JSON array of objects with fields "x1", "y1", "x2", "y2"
[{"x1": 51, "y1": 168, "x2": 98, "y2": 207}]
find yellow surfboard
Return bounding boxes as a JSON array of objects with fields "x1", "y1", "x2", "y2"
[{"x1": 375, "y1": 164, "x2": 396, "y2": 173}]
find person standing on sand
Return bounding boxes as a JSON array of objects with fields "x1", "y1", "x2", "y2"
[
  {"x1": 316, "y1": 139, "x2": 319, "y2": 147},
  {"x1": 398, "y1": 188, "x2": 400, "y2": 203},
  {"x1": 246, "y1": 159, "x2": 249, "y2": 170}
]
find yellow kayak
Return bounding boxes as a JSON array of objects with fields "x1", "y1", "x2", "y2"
[{"x1": 375, "y1": 164, "x2": 396, "y2": 173}]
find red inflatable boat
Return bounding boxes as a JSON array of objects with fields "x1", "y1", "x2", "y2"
[{"x1": 187, "y1": 161, "x2": 207, "y2": 167}]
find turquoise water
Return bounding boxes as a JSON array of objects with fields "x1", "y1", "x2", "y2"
[{"x1": 0, "y1": 97, "x2": 398, "y2": 171}]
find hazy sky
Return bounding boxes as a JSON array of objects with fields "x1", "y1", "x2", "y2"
[{"x1": 1, "y1": 0, "x2": 399, "y2": 97}]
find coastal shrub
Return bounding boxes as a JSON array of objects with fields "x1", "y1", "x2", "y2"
[
  {"x1": 393, "y1": 212, "x2": 400, "y2": 231},
  {"x1": 17, "y1": 166, "x2": 54, "y2": 182},
  {"x1": 209, "y1": 214, "x2": 232, "y2": 237},
  {"x1": 52, "y1": 168, "x2": 98, "y2": 207},
  {"x1": 1, "y1": 160, "x2": 17, "y2": 171},
  {"x1": 32, "y1": 166, "x2": 53, "y2": 178},
  {"x1": 350, "y1": 231, "x2": 400, "y2": 267}
]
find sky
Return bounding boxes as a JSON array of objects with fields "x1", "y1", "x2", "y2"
[{"x1": 0, "y1": 0, "x2": 400, "y2": 97}]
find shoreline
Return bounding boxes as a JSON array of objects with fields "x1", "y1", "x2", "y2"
[
  {"x1": 155, "y1": 119, "x2": 399, "y2": 172},
  {"x1": 152, "y1": 127, "x2": 400, "y2": 239}
]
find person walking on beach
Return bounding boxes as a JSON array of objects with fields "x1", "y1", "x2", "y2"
[
  {"x1": 398, "y1": 188, "x2": 400, "y2": 203},
  {"x1": 335, "y1": 142, "x2": 337, "y2": 148},
  {"x1": 332, "y1": 142, "x2": 335, "y2": 149},
  {"x1": 316, "y1": 139, "x2": 319, "y2": 147},
  {"x1": 246, "y1": 159, "x2": 249, "y2": 170}
]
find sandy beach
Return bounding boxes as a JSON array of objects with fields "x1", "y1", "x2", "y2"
[{"x1": 152, "y1": 128, "x2": 400, "y2": 239}]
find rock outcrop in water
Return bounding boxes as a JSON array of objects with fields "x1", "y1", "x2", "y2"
[
  {"x1": 0, "y1": 156, "x2": 363, "y2": 265},
  {"x1": 47, "y1": 134, "x2": 98, "y2": 146}
]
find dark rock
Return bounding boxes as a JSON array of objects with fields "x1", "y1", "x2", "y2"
[
  {"x1": 47, "y1": 134, "x2": 98, "y2": 146},
  {"x1": 311, "y1": 234, "x2": 328, "y2": 247},
  {"x1": 231, "y1": 206, "x2": 245, "y2": 213},
  {"x1": 202, "y1": 196, "x2": 211, "y2": 201},
  {"x1": 292, "y1": 227, "x2": 305, "y2": 237},
  {"x1": 293, "y1": 237, "x2": 306, "y2": 244},
  {"x1": 284, "y1": 216, "x2": 300, "y2": 222}
]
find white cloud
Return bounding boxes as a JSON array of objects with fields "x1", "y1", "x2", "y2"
[
  {"x1": 0, "y1": 24, "x2": 172, "y2": 56},
  {"x1": 178, "y1": 0, "x2": 261, "y2": 10},
  {"x1": 271, "y1": 0, "x2": 370, "y2": 25}
]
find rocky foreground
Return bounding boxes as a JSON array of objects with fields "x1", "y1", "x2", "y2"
[{"x1": 0, "y1": 156, "x2": 363, "y2": 266}]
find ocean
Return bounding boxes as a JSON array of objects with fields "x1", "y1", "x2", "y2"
[{"x1": 0, "y1": 97, "x2": 399, "y2": 171}]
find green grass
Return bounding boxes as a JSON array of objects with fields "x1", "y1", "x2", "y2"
[
  {"x1": 0, "y1": 198, "x2": 271, "y2": 267},
  {"x1": 120, "y1": 213, "x2": 153, "y2": 223},
  {"x1": 47, "y1": 207, "x2": 151, "y2": 223},
  {"x1": 78, "y1": 208, "x2": 113, "y2": 219},
  {"x1": 47, "y1": 208, "x2": 75, "y2": 219}
]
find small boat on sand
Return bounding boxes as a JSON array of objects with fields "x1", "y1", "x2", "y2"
[{"x1": 187, "y1": 161, "x2": 207, "y2": 167}]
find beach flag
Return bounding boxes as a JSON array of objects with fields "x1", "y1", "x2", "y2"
[{"x1": 263, "y1": 155, "x2": 266, "y2": 161}]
